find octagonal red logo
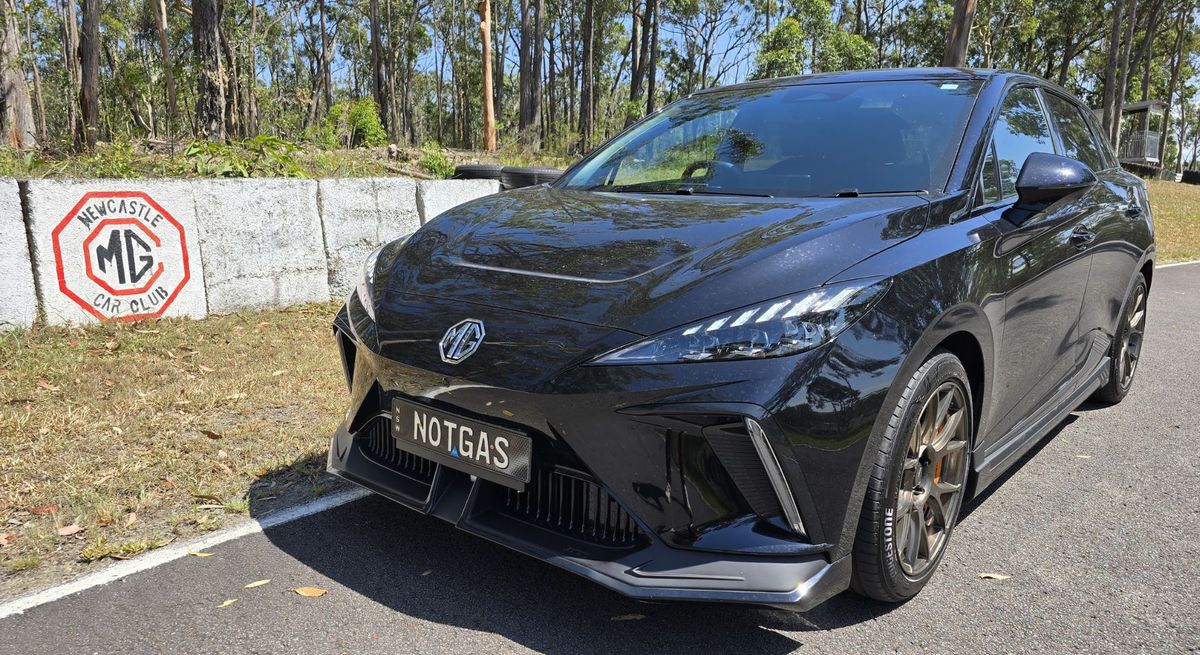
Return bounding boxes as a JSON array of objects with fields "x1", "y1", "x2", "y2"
[{"x1": 52, "y1": 191, "x2": 191, "y2": 321}]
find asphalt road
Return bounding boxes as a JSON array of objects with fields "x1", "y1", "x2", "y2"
[{"x1": 3, "y1": 264, "x2": 1199, "y2": 655}]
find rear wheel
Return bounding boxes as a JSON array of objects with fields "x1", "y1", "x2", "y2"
[
  {"x1": 1091, "y1": 273, "x2": 1147, "y2": 405},
  {"x1": 851, "y1": 351, "x2": 972, "y2": 602}
]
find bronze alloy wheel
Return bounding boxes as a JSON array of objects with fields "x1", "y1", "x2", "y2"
[
  {"x1": 894, "y1": 380, "x2": 970, "y2": 578},
  {"x1": 1118, "y1": 285, "x2": 1146, "y2": 388}
]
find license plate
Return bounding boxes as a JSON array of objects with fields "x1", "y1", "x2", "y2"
[{"x1": 391, "y1": 398, "x2": 532, "y2": 490}]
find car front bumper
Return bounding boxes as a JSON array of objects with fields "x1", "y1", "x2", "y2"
[{"x1": 327, "y1": 293, "x2": 906, "y2": 609}]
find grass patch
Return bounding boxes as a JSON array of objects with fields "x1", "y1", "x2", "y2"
[
  {"x1": 0, "y1": 303, "x2": 348, "y2": 597},
  {"x1": 1148, "y1": 180, "x2": 1200, "y2": 263},
  {"x1": 3, "y1": 553, "x2": 41, "y2": 574},
  {"x1": 78, "y1": 536, "x2": 173, "y2": 563}
]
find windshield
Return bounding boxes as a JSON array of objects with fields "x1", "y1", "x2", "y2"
[{"x1": 560, "y1": 79, "x2": 982, "y2": 198}]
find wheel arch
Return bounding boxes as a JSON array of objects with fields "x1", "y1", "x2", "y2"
[{"x1": 831, "y1": 301, "x2": 995, "y2": 560}]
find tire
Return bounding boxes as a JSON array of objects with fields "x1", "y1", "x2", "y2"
[
  {"x1": 453, "y1": 164, "x2": 504, "y2": 181},
  {"x1": 851, "y1": 350, "x2": 973, "y2": 602},
  {"x1": 499, "y1": 166, "x2": 563, "y2": 190},
  {"x1": 1091, "y1": 273, "x2": 1147, "y2": 405}
]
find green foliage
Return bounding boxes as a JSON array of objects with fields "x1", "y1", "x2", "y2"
[
  {"x1": 752, "y1": 6, "x2": 874, "y2": 81},
  {"x1": 183, "y1": 136, "x2": 305, "y2": 178},
  {"x1": 417, "y1": 142, "x2": 456, "y2": 179},
  {"x1": 317, "y1": 98, "x2": 390, "y2": 149}
]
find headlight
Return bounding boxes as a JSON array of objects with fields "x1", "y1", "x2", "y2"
[
  {"x1": 591, "y1": 278, "x2": 890, "y2": 365},
  {"x1": 355, "y1": 245, "x2": 385, "y2": 321}
]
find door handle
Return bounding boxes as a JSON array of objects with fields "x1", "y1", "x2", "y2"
[{"x1": 1070, "y1": 226, "x2": 1096, "y2": 250}]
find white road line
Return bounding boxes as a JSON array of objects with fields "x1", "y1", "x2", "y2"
[
  {"x1": 1158, "y1": 259, "x2": 1200, "y2": 268},
  {"x1": 0, "y1": 487, "x2": 370, "y2": 620}
]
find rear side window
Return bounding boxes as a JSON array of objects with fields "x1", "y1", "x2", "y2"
[
  {"x1": 991, "y1": 87, "x2": 1054, "y2": 199},
  {"x1": 1044, "y1": 93, "x2": 1108, "y2": 172}
]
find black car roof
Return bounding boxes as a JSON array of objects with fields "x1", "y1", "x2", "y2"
[{"x1": 694, "y1": 67, "x2": 1035, "y2": 95}]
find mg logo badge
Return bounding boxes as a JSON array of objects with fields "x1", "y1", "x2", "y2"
[{"x1": 439, "y1": 319, "x2": 485, "y2": 364}]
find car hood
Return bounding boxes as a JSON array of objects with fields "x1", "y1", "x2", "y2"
[{"x1": 379, "y1": 187, "x2": 927, "y2": 336}]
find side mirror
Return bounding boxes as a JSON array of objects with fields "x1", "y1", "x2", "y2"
[{"x1": 1015, "y1": 152, "x2": 1096, "y2": 206}]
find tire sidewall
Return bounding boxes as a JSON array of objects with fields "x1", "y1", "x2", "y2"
[
  {"x1": 875, "y1": 353, "x2": 973, "y2": 598},
  {"x1": 1115, "y1": 276, "x2": 1148, "y2": 395}
]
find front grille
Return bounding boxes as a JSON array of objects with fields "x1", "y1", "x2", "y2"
[
  {"x1": 357, "y1": 415, "x2": 437, "y2": 484},
  {"x1": 501, "y1": 467, "x2": 642, "y2": 548}
]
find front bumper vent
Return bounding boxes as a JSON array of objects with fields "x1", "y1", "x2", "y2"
[
  {"x1": 357, "y1": 415, "x2": 437, "y2": 485},
  {"x1": 501, "y1": 467, "x2": 642, "y2": 548}
]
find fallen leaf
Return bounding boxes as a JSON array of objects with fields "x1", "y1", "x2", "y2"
[
  {"x1": 216, "y1": 598, "x2": 238, "y2": 608},
  {"x1": 501, "y1": 409, "x2": 514, "y2": 417},
  {"x1": 0, "y1": 533, "x2": 14, "y2": 548},
  {"x1": 200, "y1": 430, "x2": 224, "y2": 440},
  {"x1": 1076, "y1": 454, "x2": 1092, "y2": 459},
  {"x1": 35, "y1": 379, "x2": 60, "y2": 392},
  {"x1": 224, "y1": 392, "x2": 247, "y2": 401},
  {"x1": 271, "y1": 369, "x2": 289, "y2": 377},
  {"x1": 28, "y1": 504, "x2": 58, "y2": 516},
  {"x1": 199, "y1": 365, "x2": 215, "y2": 373},
  {"x1": 124, "y1": 512, "x2": 138, "y2": 527},
  {"x1": 611, "y1": 613, "x2": 645, "y2": 621},
  {"x1": 111, "y1": 426, "x2": 123, "y2": 435},
  {"x1": 57, "y1": 523, "x2": 85, "y2": 537},
  {"x1": 978, "y1": 572, "x2": 1011, "y2": 580},
  {"x1": 420, "y1": 569, "x2": 432, "y2": 576},
  {"x1": 293, "y1": 586, "x2": 328, "y2": 597},
  {"x1": 187, "y1": 549, "x2": 214, "y2": 558},
  {"x1": 244, "y1": 579, "x2": 271, "y2": 589}
]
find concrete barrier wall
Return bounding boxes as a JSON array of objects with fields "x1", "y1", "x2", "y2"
[
  {"x1": 2, "y1": 176, "x2": 498, "y2": 328},
  {"x1": 0, "y1": 179, "x2": 36, "y2": 329},
  {"x1": 24, "y1": 180, "x2": 209, "y2": 325}
]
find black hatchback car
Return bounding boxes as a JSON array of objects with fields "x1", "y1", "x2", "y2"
[{"x1": 328, "y1": 68, "x2": 1153, "y2": 610}]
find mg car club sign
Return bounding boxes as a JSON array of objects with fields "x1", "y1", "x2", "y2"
[{"x1": 51, "y1": 191, "x2": 191, "y2": 321}]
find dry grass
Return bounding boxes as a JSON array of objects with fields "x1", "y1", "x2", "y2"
[
  {"x1": 1148, "y1": 180, "x2": 1200, "y2": 263},
  {"x1": 0, "y1": 303, "x2": 347, "y2": 598}
]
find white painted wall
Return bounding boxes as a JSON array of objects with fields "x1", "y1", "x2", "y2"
[
  {"x1": 23, "y1": 180, "x2": 208, "y2": 325},
  {"x1": 0, "y1": 179, "x2": 36, "y2": 330},
  {"x1": 319, "y1": 177, "x2": 420, "y2": 299},
  {"x1": 192, "y1": 179, "x2": 329, "y2": 313},
  {"x1": 2, "y1": 176, "x2": 502, "y2": 327}
]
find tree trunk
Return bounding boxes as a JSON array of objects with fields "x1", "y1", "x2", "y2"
[
  {"x1": 154, "y1": 0, "x2": 177, "y2": 138},
  {"x1": 319, "y1": 0, "x2": 332, "y2": 114},
  {"x1": 1101, "y1": 0, "x2": 1126, "y2": 138},
  {"x1": 77, "y1": 0, "x2": 99, "y2": 149},
  {"x1": 192, "y1": 0, "x2": 225, "y2": 140},
  {"x1": 518, "y1": 0, "x2": 535, "y2": 141},
  {"x1": 370, "y1": 0, "x2": 388, "y2": 132},
  {"x1": 578, "y1": 0, "x2": 594, "y2": 152},
  {"x1": 1112, "y1": 0, "x2": 1138, "y2": 149},
  {"x1": 246, "y1": 0, "x2": 259, "y2": 136},
  {"x1": 1158, "y1": 3, "x2": 1189, "y2": 166},
  {"x1": 25, "y1": 11, "x2": 45, "y2": 142},
  {"x1": 0, "y1": 0, "x2": 35, "y2": 148},
  {"x1": 645, "y1": 0, "x2": 659, "y2": 115},
  {"x1": 941, "y1": 0, "x2": 977, "y2": 67},
  {"x1": 480, "y1": 0, "x2": 496, "y2": 151}
]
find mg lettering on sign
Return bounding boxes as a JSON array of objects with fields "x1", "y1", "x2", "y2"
[{"x1": 51, "y1": 191, "x2": 191, "y2": 321}]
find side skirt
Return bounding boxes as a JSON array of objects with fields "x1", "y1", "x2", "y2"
[{"x1": 972, "y1": 334, "x2": 1111, "y2": 494}]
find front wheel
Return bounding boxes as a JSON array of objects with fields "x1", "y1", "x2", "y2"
[{"x1": 851, "y1": 351, "x2": 972, "y2": 602}]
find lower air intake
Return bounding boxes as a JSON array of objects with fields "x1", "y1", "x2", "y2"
[
  {"x1": 502, "y1": 467, "x2": 642, "y2": 548},
  {"x1": 357, "y1": 415, "x2": 437, "y2": 484}
]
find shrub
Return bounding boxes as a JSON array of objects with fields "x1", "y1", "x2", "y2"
[{"x1": 417, "y1": 141, "x2": 455, "y2": 179}]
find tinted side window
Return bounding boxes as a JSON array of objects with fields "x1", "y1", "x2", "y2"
[
  {"x1": 1044, "y1": 93, "x2": 1107, "y2": 171},
  {"x1": 992, "y1": 87, "x2": 1054, "y2": 199}
]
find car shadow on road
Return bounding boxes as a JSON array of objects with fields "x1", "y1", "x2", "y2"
[
  {"x1": 252, "y1": 491, "x2": 895, "y2": 654},
  {"x1": 251, "y1": 411, "x2": 1084, "y2": 653}
]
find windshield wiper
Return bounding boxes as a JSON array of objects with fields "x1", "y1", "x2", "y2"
[
  {"x1": 825, "y1": 188, "x2": 928, "y2": 198},
  {"x1": 674, "y1": 187, "x2": 773, "y2": 198}
]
